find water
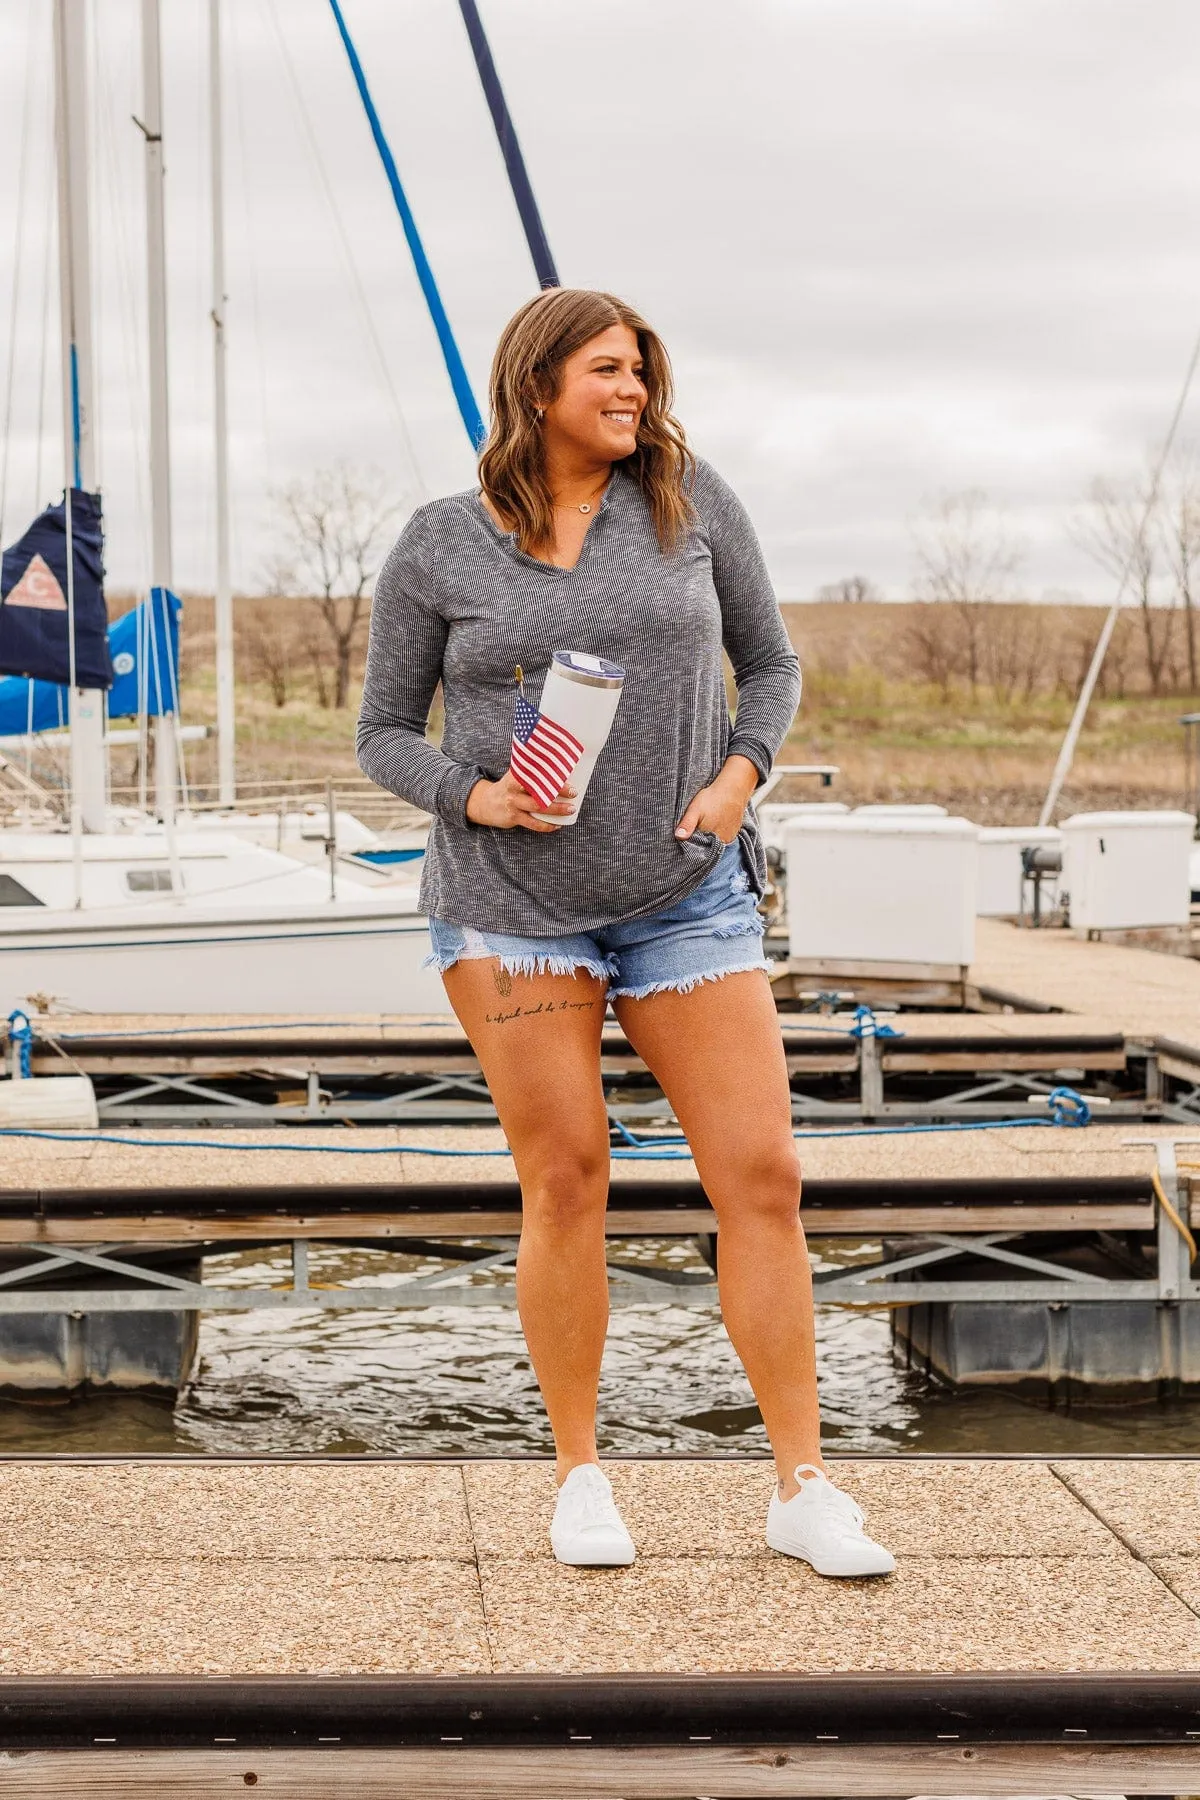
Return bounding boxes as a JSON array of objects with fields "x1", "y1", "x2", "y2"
[{"x1": 2, "y1": 1237, "x2": 1199, "y2": 1457}]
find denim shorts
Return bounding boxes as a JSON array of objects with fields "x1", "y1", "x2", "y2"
[{"x1": 427, "y1": 842, "x2": 770, "y2": 1000}]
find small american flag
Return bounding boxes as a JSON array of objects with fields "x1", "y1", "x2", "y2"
[{"x1": 511, "y1": 689, "x2": 584, "y2": 809}]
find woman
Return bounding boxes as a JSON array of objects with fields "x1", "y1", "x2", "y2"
[{"x1": 358, "y1": 289, "x2": 893, "y2": 1579}]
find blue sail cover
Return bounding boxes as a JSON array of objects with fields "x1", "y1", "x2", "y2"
[
  {"x1": 0, "y1": 489, "x2": 112, "y2": 688},
  {"x1": 0, "y1": 587, "x2": 180, "y2": 734}
]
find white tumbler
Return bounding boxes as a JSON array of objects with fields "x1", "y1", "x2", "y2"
[{"x1": 531, "y1": 650, "x2": 625, "y2": 824}]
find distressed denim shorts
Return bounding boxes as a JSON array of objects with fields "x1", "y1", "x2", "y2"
[{"x1": 427, "y1": 841, "x2": 770, "y2": 1000}]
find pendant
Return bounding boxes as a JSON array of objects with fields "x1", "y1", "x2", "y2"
[{"x1": 579, "y1": 502, "x2": 592, "y2": 514}]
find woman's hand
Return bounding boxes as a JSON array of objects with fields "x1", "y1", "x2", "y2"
[
  {"x1": 675, "y1": 754, "x2": 760, "y2": 845},
  {"x1": 466, "y1": 770, "x2": 576, "y2": 832}
]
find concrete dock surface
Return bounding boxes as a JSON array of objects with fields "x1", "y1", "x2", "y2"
[{"x1": 0, "y1": 1457, "x2": 1196, "y2": 1676}]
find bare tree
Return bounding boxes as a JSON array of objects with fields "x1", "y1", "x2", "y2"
[
  {"x1": 273, "y1": 464, "x2": 401, "y2": 709},
  {"x1": 1160, "y1": 452, "x2": 1200, "y2": 695},
  {"x1": 910, "y1": 490, "x2": 1025, "y2": 694},
  {"x1": 236, "y1": 598, "x2": 292, "y2": 709},
  {"x1": 816, "y1": 575, "x2": 881, "y2": 604},
  {"x1": 980, "y1": 602, "x2": 1047, "y2": 704},
  {"x1": 1071, "y1": 473, "x2": 1175, "y2": 696},
  {"x1": 903, "y1": 604, "x2": 961, "y2": 700}
]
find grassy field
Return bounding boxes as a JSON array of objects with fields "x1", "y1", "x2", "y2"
[{"x1": 149, "y1": 596, "x2": 1200, "y2": 823}]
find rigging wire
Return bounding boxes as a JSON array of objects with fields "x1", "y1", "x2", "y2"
[
  {"x1": 1040, "y1": 321, "x2": 1200, "y2": 825},
  {"x1": 227, "y1": 0, "x2": 275, "y2": 511},
  {"x1": 0, "y1": 0, "x2": 38, "y2": 549},
  {"x1": 261, "y1": 0, "x2": 427, "y2": 500},
  {"x1": 33, "y1": 92, "x2": 54, "y2": 515},
  {"x1": 94, "y1": 6, "x2": 153, "y2": 588}
]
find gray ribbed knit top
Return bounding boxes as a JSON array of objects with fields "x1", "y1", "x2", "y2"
[{"x1": 356, "y1": 458, "x2": 801, "y2": 936}]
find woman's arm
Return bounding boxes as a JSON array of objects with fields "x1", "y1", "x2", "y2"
[
  {"x1": 356, "y1": 506, "x2": 576, "y2": 833},
  {"x1": 674, "y1": 463, "x2": 801, "y2": 842},
  {"x1": 697, "y1": 459, "x2": 802, "y2": 783},
  {"x1": 355, "y1": 507, "x2": 485, "y2": 826}
]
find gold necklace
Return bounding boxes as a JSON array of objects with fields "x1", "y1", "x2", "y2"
[{"x1": 552, "y1": 479, "x2": 608, "y2": 516}]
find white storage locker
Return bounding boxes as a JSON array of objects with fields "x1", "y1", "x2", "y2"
[
  {"x1": 854, "y1": 804, "x2": 948, "y2": 817},
  {"x1": 976, "y1": 826, "x2": 1061, "y2": 917},
  {"x1": 785, "y1": 814, "x2": 979, "y2": 965},
  {"x1": 757, "y1": 801, "x2": 849, "y2": 851},
  {"x1": 1061, "y1": 811, "x2": 1196, "y2": 930}
]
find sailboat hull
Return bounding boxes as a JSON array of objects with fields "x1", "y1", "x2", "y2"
[{"x1": 0, "y1": 907, "x2": 449, "y2": 1015}]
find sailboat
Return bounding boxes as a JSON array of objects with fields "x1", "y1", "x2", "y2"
[{"x1": 0, "y1": 0, "x2": 448, "y2": 1016}]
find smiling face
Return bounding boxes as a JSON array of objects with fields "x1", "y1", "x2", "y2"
[{"x1": 540, "y1": 323, "x2": 648, "y2": 468}]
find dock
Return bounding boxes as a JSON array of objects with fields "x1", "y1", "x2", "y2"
[
  {"x1": 2, "y1": 917, "x2": 1200, "y2": 1363},
  {"x1": 10, "y1": 916, "x2": 1200, "y2": 1128},
  {"x1": 0, "y1": 1455, "x2": 1200, "y2": 1791}
]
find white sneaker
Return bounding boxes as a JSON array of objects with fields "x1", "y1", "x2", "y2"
[
  {"x1": 550, "y1": 1464, "x2": 636, "y2": 1567},
  {"x1": 766, "y1": 1464, "x2": 896, "y2": 1578}
]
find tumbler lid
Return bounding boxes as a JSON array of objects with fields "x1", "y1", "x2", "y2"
[{"x1": 550, "y1": 650, "x2": 625, "y2": 690}]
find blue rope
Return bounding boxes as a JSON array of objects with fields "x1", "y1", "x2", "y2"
[
  {"x1": 5, "y1": 1011, "x2": 32, "y2": 1080},
  {"x1": 0, "y1": 1088, "x2": 1093, "y2": 1162},
  {"x1": 326, "y1": 0, "x2": 486, "y2": 448},
  {"x1": 850, "y1": 1004, "x2": 902, "y2": 1040}
]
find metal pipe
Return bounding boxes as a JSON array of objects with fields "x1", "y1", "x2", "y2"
[
  {"x1": 0, "y1": 1672, "x2": 1199, "y2": 1748},
  {"x1": 138, "y1": 0, "x2": 177, "y2": 826},
  {"x1": 52, "y1": 0, "x2": 107, "y2": 840},
  {"x1": 209, "y1": 0, "x2": 235, "y2": 805}
]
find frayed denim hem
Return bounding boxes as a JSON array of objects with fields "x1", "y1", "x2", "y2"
[
  {"x1": 609, "y1": 958, "x2": 773, "y2": 1001},
  {"x1": 711, "y1": 916, "x2": 766, "y2": 941},
  {"x1": 425, "y1": 944, "x2": 617, "y2": 982}
]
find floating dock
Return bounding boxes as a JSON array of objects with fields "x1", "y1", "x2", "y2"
[
  {"x1": 11, "y1": 917, "x2": 1200, "y2": 1127},
  {"x1": 2, "y1": 917, "x2": 1200, "y2": 1391},
  {"x1": 0, "y1": 1455, "x2": 1198, "y2": 1792}
]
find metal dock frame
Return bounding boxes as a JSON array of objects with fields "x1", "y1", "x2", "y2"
[{"x1": 0, "y1": 1143, "x2": 1193, "y2": 1315}]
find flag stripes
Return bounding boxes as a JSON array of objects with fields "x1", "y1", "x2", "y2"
[{"x1": 511, "y1": 691, "x2": 584, "y2": 809}]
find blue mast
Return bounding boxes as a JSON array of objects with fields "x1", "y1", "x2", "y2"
[
  {"x1": 327, "y1": 0, "x2": 486, "y2": 447},
  {"x1": 456, "y1": 0, "x2": 560, "y2": 290}
]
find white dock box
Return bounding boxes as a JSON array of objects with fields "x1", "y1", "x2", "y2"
[
  {"x1": 854, "y1": 804, "x2": 949, "y2": 817},
  {"x1": 757, "y1": 802, "x2": 849, "y2": 851},
  {"x1": 977, "y1": 825, "x2": 1061, "y2": 917},
  {"x1": 785, "y1": 814, "x2": 979, "y2": 965},
  {"x1": 1061, "y1": 810, "x2": 1196, "y2": 929}
]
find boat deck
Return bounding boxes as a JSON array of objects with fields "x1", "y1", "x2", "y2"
[{"x1": 0, "y1": 1456, "x2": 1195, "y2": 1677}]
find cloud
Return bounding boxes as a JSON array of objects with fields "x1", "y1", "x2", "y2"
[{"x1": 0, "y1": 0, "x2": 1197, "y2": 602}]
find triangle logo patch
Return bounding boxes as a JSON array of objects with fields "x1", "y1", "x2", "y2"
[{"x1": 5, "y1": 553, "x2": 68, "y2": 612}]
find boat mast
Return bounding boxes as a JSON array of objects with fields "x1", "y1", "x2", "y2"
[
  {"x1": 139, "y1": 0, "x2": 177, "y2": 823},
  {"x1": 52, "y1": 0, "x2": 107, "y2": 836},
  {"x1": 209, "y1": 0, "x2": 234, "y2": 806},
  {"x1": 456, "y1": 0, "x2": 559, "y2": 290}
]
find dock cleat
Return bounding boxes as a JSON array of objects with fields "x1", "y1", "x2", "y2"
[
  {"x1": 550, "y1": 1464, "x2": 636, "y2": 1567},
  {"x1": 766, "y1": 1464, "x2": 896, "y2": 1578}
]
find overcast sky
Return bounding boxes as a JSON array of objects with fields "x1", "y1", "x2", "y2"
[{"x1": 1, "y1": 0, "x2": 1198, "y2": 600}]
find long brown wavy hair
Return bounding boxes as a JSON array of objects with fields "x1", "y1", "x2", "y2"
[{"x1": 478, "y1": 289, "x2": 695, "y2": 556}]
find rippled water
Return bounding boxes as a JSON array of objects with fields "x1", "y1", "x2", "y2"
[{"x1": 2, "y1": 1237, "x2": 1199, "y2": 1456}]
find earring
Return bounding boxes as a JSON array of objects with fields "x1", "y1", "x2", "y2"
[{"x1": 534, "y1": 407, "x2": 544, "y2": 421}]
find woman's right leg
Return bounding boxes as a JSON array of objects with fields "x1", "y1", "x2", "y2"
[{"x1": 441, "y1": 960, "x2": 611, "y2": 1482}]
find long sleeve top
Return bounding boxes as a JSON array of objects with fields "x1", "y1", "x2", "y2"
[{"x1": 356, "y1": 458, "x2": 801, "y2": 936}]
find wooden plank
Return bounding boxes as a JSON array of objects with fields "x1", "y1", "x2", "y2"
[
  {"x1": 4, "y1": 1739, "x2": 1200, "y2": 1796},
  {"x1": 785, "y1": 957, "x2": 968, "y2": 982},
  {"x1": 0, "y1": 1201, "x2": 1154, "y2": 1245},
  {"x1": 881, "y1": 1049, "x2": 1126, "y2": 1072}
]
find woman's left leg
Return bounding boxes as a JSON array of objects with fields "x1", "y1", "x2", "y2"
[{"x1": 613, "y1": 970, "x2": 820, "y2": 1497}]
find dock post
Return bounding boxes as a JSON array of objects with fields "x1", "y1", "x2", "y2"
[
  {"x1": 860, "y1": 1030, "x2": 884, "y2": 1119},
  {"x1": 1156, "y1": 1140, "x2": 1188, "y2": 1302}
]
